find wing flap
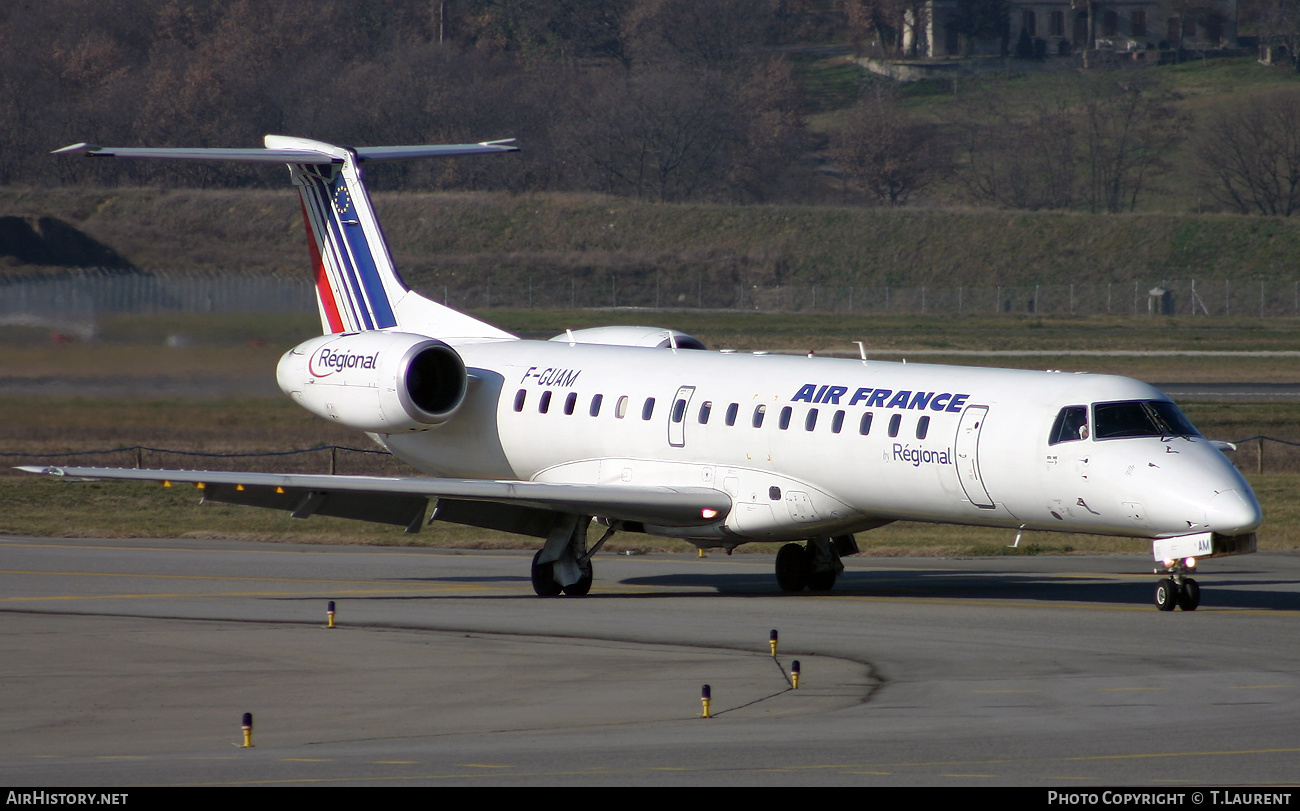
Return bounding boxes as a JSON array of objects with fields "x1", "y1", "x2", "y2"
[
  {"x1": 202, "y1": 483, "x2": 429, "y2": 532},
  {"x1": 17, "y1": 466, "x2": 731, "y2": 529}
]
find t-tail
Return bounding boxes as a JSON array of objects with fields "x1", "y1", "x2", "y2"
[{"x1": 53, "y1": 136, "x2": 518, "y2": 342}]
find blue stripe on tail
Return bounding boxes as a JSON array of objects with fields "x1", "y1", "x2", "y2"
[{"x1": 331, "y1": 175, "x2": 397, "y2": 329}]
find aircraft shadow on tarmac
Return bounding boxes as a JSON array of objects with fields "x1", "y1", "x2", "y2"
[
  {"x1": 388, "y1": 575, "x2": 534, "y2": 584},
  {"x1": 284, "y1": 566, "x2": 1300, "y2": 610},
  {"x1": 613, "y1": 569, "x2": 1300, "y2": 610}
]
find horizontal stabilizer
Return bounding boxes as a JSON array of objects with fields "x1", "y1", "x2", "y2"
[
  {"x1": 51, "y1": 140, "x2": 518, "y2": 163},
  {"x1": 18, "y1": 466, "x2": 732, "y2": 529}
]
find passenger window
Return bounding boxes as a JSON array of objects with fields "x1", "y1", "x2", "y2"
[
  {"x1": 616, "y1": 395, "x2": 628, "y2": 419},
  {"x1": 1049, "y1": 405, "x2": 1089, "y2": 444},
  {"x1": 779, "y1": 406, "x2": 792, "y2": 430},
  {"x1": 806, "y1": 408, "x2": 818, "y2": 431},
  {"x1": 725, "y1": 403, "x2": 738, "y2": 426},
  {"x1": 539, "y1": 391, "x2": 552, "y2": 414},
  {"x1": 672, "y1": 398, "x2": 687, "y2": 423},
  {"x1": 888, "y1": 413, "x2": 901, "y2": 437},
  {"x1": 752, "y1": 404, "x2": 766, "y2": 428},
  {"x1": 916, "y1": 415, "x2": 930, "y2": 439},
  {"x1": 859, "y1": 412, "x2": 873, "y2": 435},
  {"x1": 699, "y1": 401, "x2": 712, "y2": 424},
  {"x1": 513, "y1": 389, "x2": 526, "y2": 412},
  {"x1": 642, "y1": 397, "x2": 655, "y2": 420},
  {"x1": 564, "y1": 392, "x2": 577, "y2": 415},
  {"x1": 831, "y1": 410, "x2": 845, "y2": 434},
  {"x1": 590, "y1": 394, "x2": 603, "y2": 417}
]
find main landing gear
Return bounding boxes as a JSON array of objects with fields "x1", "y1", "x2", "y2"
[
  {"x1": 775, "y1": 535, "x2": 859, "y2": 593},
  {"x1": 530, "y1": 515, "x2": 618, "y2": 597},
  {"x1": 1154, "y1": 558, "x2": 1201, "y2": 612}
]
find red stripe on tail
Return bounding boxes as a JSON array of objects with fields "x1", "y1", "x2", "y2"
[{"x1": 301, "y1": 199, "x2": 344, "y2": 333}]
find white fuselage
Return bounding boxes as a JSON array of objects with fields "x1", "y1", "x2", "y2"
[{"x1": 378, "y1": 340, "x2": 1261, "y2": 547}]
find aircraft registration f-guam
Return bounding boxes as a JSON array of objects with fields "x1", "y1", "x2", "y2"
[{"x1": 28, "y1": 136, "x2": 1262, "y2": 610}]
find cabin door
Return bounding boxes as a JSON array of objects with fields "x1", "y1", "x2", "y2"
[
  {"x1": 668, "y1": 386, "x2": 696, "y2": 448},
  {"x1": 955, "y1": 404, "x2": 996, "y2": 509}
]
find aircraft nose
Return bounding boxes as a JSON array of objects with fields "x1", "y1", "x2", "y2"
[{"x1": 1205, "y1": 489, "x2": 1262, "y2": 535}]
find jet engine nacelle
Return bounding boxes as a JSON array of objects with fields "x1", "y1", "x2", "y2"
[{"x1": 276, "y1": 332, "x2": 467, "y2": 433}]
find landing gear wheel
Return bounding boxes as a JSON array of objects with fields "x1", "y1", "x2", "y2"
[
  {"x1": 563, "y1": 561, "x2": 593, "y2": 597},
  {"x1": 775, "y1": 543, "x2": 809, "y2": 592},
  {"x1": 1154, "y1": 578, "x2": 1179, "y2": 611},
  {"x1": 531, "y1": 550, "x2": 562, "y2": 597},
  {"x1": 1178, "y1": 578, "x2": 1200, "y2": 611}
]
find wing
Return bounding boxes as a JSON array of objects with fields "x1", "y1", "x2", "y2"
[{"x1": 17, "y1": 466, "x2": 731, "y2": 536}]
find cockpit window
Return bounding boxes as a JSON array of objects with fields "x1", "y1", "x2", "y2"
[
  {"x1": 1049, "y1": 405, "x2": 1089, "y2": 445},
  {"x1": 1093, "y1": 400, "x2": 1201, "y2": 440}
]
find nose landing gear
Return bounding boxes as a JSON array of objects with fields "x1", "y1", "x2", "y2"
[{"x1": 1154, "y1": 559, "x2": 1200, "y2": 611}]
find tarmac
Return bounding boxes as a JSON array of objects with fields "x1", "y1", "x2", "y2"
[{"x1": 2, "y1": 536, "x2": 1299, "y2": 786}]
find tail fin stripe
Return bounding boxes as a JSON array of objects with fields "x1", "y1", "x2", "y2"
[
  {"x1": 310, "y1": 172, "x2": 397, "y2": 330},
  {"x1": 343, "y1": 223, "x2": 398, "y2": 328},
  {"x1": 315, "y1": 184, "x2": 375, "y2": 330},
  {"x1": 300, "y1": 177, "x2": 365, "y2": 331},
  {"x1": 299, "y1": 199, "x2": 345, "y2": 333},
  {"x1": 327, "y1": 169, "x2": 398, "y2": 329},
  {"x1": 303, "y1": 175, "x2": 373, "y2": 330}
]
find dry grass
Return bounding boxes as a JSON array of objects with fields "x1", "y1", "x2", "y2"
[{"x1": 5, "y1": 187, "x2": 1300, "y2": 289}]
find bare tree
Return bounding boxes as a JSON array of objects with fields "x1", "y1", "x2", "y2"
[
  {"x1": 946, "y1": 70, "x2": 1185, "y2": 213},
  {"x1": 622, "y1": 0, "x2": 778, "y2": 66},
  {"x1": 4, "y1": 0, "x2": 806, "y2": 199},
  {"x1": 1078, "y1": 73, "x2": 1189, "y2": 213},
  {"x1": 554, "y1": 60, "x2": 801, "y2": 202},
  {"x1": 458, "y1": 0, "x2": 634, "y2": 62},
  {"x1": 1196, "y1": 88, "x2": 1300, "y2": 216},
  {"x1": 1254, "y1": 0, "x2": 1300, "y2": 71},
  {"x1": 830, "y1": 90, "x2": 936, "y2": 205},
  {"x1": 947, "y1": 75, "x2": 1078, "y2": 210}
]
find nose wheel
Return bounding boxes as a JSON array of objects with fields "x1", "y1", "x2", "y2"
[{"x1": 1154, "y1": 561, "x2": 1200, "y2": 611}]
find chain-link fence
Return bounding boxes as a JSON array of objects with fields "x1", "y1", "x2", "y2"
[
  {"x1": 5, "y1": 270, "x2": 1300, "y2": 320},
  {"x1": 424, "y1": 277, "x2": 1300, "y2": 317},
  {"x1": 0, "y1": 269, "x2": 315, "y2": 333}
]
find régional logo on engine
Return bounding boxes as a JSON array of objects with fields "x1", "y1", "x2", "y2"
[{"x1": 310, "y1": 347, "x2": 378, "y2": 377}]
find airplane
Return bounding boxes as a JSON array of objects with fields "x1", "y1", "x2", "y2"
[{"x1": 24, "y1": 135, "x2": 1262, "y2": 611}]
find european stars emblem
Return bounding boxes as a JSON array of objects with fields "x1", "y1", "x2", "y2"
[{"x1": 333, "y1": 186, "x2": 352, "y2": 216}]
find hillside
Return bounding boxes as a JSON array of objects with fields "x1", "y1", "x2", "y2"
[{"x1": 3, "y1": 187, "x2": 1299, "y2": 290}]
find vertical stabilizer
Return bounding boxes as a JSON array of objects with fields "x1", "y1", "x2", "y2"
[
  {"x1": 265, "y1": 135, "x2": 515, "y2": 341},
  {"x1": 53, "y1": 135, "x2": 519, "y2": 343}
]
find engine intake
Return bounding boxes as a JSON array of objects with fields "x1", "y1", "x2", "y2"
[
  {"x1": 401, "y1": 341, "x2": 466, "y2": 419},
  {"x1": 277, "y1": 332, "x2": 467, "y2": 433}
]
